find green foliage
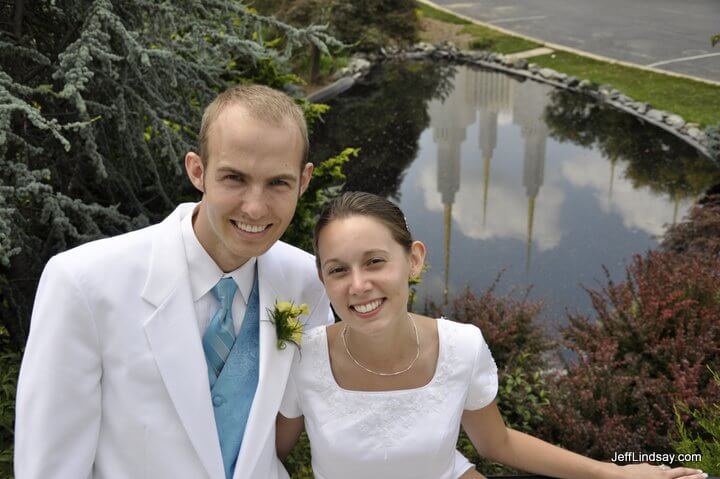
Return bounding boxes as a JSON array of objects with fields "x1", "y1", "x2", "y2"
[
  {"x1": 705, "y1": 123, "x2": 720, "y2": 163},
  {"x1": 673, "y1": 369, "x2": 720, "y2": 475},
  {"x1": 285, "y1": 432, "x2": 314, "y2": 478},
  {"x1": 266, "y1": 0, "x2": 420, "y2": 52},
  {"x1": 712, "y1": 33, "x2": 720, "y2": 47},
  {"x1": 0, "y1": 327, "x2": 19, "y2": 478},
  {"x1": 461, "y1": 24, "x2": 540, "y2": 54},
  {"x1": 532, "y1": 51, "x2": 720, "y2": 127},
  {"x1": 416, "y1": 3, "x2": 470, "y2": 25},
  {"x1": 282, "y1": 147, "x2": 359, "y2": 253},
  {"x1": 1, "y1": 0, "x2": 340, "y2": 349},
  {"x1": 456, "y1": 351, "x2": 550, "y2": 476}
]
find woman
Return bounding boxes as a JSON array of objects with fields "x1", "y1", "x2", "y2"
[{"x1": 276, "y1": 192, "x2": 706, "y2": 479}]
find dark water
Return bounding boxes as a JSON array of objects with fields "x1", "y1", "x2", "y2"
[{"x1": 309, "y1": 61, "x2": 720, "y2": 329}]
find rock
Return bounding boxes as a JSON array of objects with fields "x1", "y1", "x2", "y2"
[
  {"x1": 687, "y1": 127, "x2": 703, "y2": 139},
  {"x1": 616, "y1": 94, "x2": 632, "y2": 104},
  {"x1": 402, "y1": 51, "x2": 429, "y2": 60},
  {"x1": 646, "y1": 109, "x2": 666, "y2": 122},
  {"x1": 529, "y1": 65, "x2": 541, "y2": 74},
  {"x1": 513, "y1": 58, "x2": 529, "y2": 69},
  {"x1": 554, "y1": 72, "x2": 568, "y2": 81},
  {"x1": 415, "y1": 42, "x2": 435, "y2": 52},
  {"x1": 349, "y1": 58, "x2": 371, "y2": 73},
  {"x1": 686, "y1": 122, "x2": 700, "y2": 130},
  {"x1": 636, "y1": 102, "x2": 649, "y2": 114},
  {"x1": 565, "y1": 76, "x2": 580, "y2": 87},
  {"x1": 578, "y1": 79, "x2": 593, "y2": 90},
  {"x1": 332, "y1": 67, "x2": 350, "y2": 80},
  {"x1": 539, "y1": 68, "x2": 556, "y2": 79},
  {"x1": 664, "y1": 114, "x2": 685, "y2": 128}
]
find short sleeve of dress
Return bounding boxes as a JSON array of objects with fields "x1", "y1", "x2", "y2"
[
  {"x1": 463, "y1": 328, "x2": 499, "y2": 410},
  {"x1": 279, "y1": 369, "x2": 303, "y2": 419}
]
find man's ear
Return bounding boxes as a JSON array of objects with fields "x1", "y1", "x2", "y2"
[
  {"x1": 299, "y1": 162, "x2": 314, "y2": 196},
  {"x1": 185, "y1": 152, "x2": 205, "y2": 193}
]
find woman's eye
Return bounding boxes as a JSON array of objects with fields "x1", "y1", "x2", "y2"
[
  {"x1": 328, "y1": 267, "x2": 345, "y2": 275},
  {"x1": 368, "y1": 258, "x2": 385, "y2": 266}
]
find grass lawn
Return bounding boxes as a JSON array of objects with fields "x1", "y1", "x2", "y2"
[
  {"x1": 416, "y1": 1, "x2": 720, "y2": 126},
  {"x1": 417, "y1": 3, "x2": 541, "y2": 54}
]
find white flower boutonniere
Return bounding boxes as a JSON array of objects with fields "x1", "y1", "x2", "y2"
[{"x1": 268, "y1": 300, "x2": 309, "y2": 350}]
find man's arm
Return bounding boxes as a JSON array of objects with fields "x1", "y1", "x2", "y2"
[{"x1": 15, "y1": 256, "x2": 102, "y2": 478}]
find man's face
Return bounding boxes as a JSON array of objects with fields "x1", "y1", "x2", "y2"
[{"x1": 185, "y1": 104, "x2": 313, "y2": 272}]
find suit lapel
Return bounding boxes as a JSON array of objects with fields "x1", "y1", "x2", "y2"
[
  {"x1": 233, "y1": 249, "x2": 296, "y2": 477},
  {"x1": 141, "y1": 204, "x2": 224, "y2": 479}
]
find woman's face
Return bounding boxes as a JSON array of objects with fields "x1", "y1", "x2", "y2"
[{"x1": 316, "y1": 215, "x2": 425, "y2": 336}]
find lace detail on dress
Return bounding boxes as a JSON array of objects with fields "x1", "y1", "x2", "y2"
[{"x1": 306, "y1": 320, "x2": 461, "y2": 453}]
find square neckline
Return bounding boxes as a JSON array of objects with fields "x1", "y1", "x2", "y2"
[{"x1": 320, "y1": 317, "x2": 444, "y2": 394}]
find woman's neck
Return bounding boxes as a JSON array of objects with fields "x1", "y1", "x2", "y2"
[{"x1": 343, "y1": 313, "x2": 418, "y2": 371}]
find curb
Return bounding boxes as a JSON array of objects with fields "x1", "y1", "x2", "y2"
[{"x1": 416, "y1": 0, "x2": 720, "y2": 88}]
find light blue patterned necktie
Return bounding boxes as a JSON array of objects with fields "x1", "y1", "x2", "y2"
[{"x1": 203, "y1": 277, "x2": 238, "y2": 381}]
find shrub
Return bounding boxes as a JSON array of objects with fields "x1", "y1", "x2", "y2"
[
  {"x1": 426, "y1": 283, "x2": 552, "y2": 475},
  {"x1": 0, "y1": 327, "x2": 20, "y2": 478},
  {"x1": 673, "y1": 369, "x2": 720, "y2": 475},
  {"x1": 540, "y1": 251, "x2": 720, "y2": 459},
  {"x1": 662, "y1": 193, "x2": 720, "y2": 259}
]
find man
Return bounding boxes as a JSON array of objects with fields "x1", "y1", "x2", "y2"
[{"x1": 15, "y1": 84, "x2": 333, "y2": 479}]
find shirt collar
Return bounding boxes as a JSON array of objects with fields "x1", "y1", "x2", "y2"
[{"x1": 180, "y1": 206, "x2": 257, "y2": 304}]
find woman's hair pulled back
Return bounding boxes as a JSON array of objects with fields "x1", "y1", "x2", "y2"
[{"x1": 313, "y1": 192, "x2": 413, "y2": 269}]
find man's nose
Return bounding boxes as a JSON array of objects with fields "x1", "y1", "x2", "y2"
[{"x1": 241, "y1": 186, "x2": 268, "y2": 220}]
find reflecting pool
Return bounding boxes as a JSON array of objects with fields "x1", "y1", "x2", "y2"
[{"x1": 309, "y1": 61, "x2": 720, "y2": 328}]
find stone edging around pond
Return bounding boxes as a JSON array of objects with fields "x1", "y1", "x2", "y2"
[{"x1": 307, "y1": 42, "x2": 714, "y2": 160}]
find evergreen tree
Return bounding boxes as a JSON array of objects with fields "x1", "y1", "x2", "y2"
[{"x1": 0, "y1": 0, "x2": 339, "y2": 349}]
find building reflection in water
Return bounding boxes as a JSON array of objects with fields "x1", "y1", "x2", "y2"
[
  {"x1": 429, "y1": 67, "x2": 551, "y2": 303},
  {"x1": 421, "y1": 65, "x2": 700, "y2": 311}
]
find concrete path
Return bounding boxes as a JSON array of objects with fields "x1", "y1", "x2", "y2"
[{"x1": 427, "y1": 0, "x2": 720, "y2": 83}]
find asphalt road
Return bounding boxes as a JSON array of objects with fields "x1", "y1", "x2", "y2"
[{"x1": 429, "y1": 0, "x2": 720, "y2": 82}]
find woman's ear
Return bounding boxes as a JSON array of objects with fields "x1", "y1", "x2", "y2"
[{"x1": 408, "y1": 240, "x2": 427, "y2": 278}]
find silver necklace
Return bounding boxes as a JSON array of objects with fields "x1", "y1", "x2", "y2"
[{"x1": 341, "y1": 314, "x2": 420, "y2": 377}]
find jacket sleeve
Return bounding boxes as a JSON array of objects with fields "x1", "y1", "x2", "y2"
[{"x1": 15, "y1": 255, "x2": 102, "y2": 479}]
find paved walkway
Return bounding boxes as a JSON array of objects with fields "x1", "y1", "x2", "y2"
[{"x1": 427, "y1": 0, "x2": 720, "y2": 83}]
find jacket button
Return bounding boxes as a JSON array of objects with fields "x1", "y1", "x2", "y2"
[{"x1": 213, "y1": 395, "x2": 225, "y2": 407}]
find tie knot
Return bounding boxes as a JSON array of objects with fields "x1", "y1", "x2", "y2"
[{"x1": 212, "y1": 277, "x2": 238, "y2": 307}]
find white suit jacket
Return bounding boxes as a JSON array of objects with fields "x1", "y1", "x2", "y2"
[{"x1": 15, "y1": 203, "x2": 333, "y2": 479}]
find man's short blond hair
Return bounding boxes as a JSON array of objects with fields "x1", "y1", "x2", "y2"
[{"x1": 198, "y1": 84, "x2": 309, "y2": 167}]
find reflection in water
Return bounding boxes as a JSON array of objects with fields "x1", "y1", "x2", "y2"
[{"x1": 310, "y1": 61, "x2": 720, "y2": 325}]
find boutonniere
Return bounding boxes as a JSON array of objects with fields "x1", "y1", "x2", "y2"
[{"x1": 268, "y1": 300, "x2": 309, "y2": 350}]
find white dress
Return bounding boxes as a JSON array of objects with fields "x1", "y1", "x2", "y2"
[{"x1": 280, "y1": 318, "x2": 499, "y2": 479}]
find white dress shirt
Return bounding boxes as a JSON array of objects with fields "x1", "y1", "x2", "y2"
[{"x1": 181, "y1": 207, "x2": 257, "y2": 336}]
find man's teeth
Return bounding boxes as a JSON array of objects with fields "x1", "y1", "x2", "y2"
[
  {"x1": 234, "y1": 221, "x2": 268, "y2": 233},
  {"x1": 352, "y1": 299, "x2": 383, "y2": 314}
]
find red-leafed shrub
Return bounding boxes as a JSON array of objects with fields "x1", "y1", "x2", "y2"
[
  {"x1": 662, "y1": 193, "x2": 720, "y2": 258},
  {"x1": 539, "y1": 251, "x2": 720, "y2": 459},
  {"x1": 426, "y1": 285, "x2": 553, "y2": 475},
  {"x1": 427, "y1": 285, "x2": 552, "y2": 373}
]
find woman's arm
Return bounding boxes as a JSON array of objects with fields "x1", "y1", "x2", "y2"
[
  {"x1": 276, "y1": 413, "x2": 305, "y2": 461},
  {"x1": 461, "y1": 401, "x2": 706, "y2": 479}
]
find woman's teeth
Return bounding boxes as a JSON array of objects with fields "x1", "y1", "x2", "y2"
[{"x1": 352, "y1": 299, "x2": 383, "y2": 314}]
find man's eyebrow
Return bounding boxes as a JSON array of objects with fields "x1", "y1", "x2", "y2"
[
  {"x1": 270, "y1": 173, "x2": 298, "y2": 183},
  {"x1": 215, "y1": 166, "x2": 246, "y2": 176}
]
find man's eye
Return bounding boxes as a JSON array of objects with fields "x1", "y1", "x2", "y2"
[
  {"x1": 368, "y1": 258, "x2": 385, "y2": 266},
  {"x1": 223, "y1": 175, "x2": 241, "y2": 181},
  {"x1": 271, "y1": 179, "x2": 290, "y2": 187}
]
